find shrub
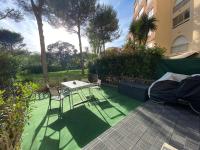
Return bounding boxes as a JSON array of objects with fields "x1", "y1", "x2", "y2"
[
  {"x1": 89, "y1": 46, "x2": 165, "y2": 80},
  {"x1": 0, "y1": 82, "x2": 39, "y2": 150},
  {"x1": 0, "y1": 52, "x2": 19, "y2": 88},
  {"x1": 123, "y1": 39, "x2": 136, "y2": 53},
  {"x1": 22, "y1": 65, "x2": 65, "y2": 74}
]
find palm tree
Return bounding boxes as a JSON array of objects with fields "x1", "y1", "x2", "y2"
[
  {"x1": 139, "y1": 14, "x2": 157, "y2": 45},
  {"x1": 129, "y1": 21, "x2": 137, "y2": 46},
  {"x1": 129, "y1": 13, "x2": 157, "y2": 46}
]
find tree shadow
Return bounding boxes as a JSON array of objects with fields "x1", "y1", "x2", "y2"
[
  {"x1": 39, "y1": 136, "x2": 60, "y2": 150},
  {"x1": 29, "y1": 107, "x2": 61, "y2": 150},
  {"x1": 49, "y1": 106, "x2": 110, "y2": 148}
]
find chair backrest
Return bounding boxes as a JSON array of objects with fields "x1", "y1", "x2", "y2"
[
  {"x1": 46, "y1": 84, "x2": 60, "y2": 96},
  {"x1": 97, "y1": 79, "x2": 101, "y2": 86},
  {"x1": 49, "y1": 88, "x2": 60, "y2": 96}
]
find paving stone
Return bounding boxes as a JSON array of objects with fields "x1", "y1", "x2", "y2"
[
  {"x1": 184, "y1": 137, "x2": 200, "y2": 150},
  {"x1": 84, "y1": 101, "x2": 200, "y2": 150}
]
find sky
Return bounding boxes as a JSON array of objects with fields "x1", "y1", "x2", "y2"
[{"x1": 0, "y1": 0, "x2": 134, "y2": 53}]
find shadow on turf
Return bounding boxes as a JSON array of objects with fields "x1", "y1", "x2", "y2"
[
  {"x1": 30, "y1": 105, "x2": 110, "y2": 150},
  {"x1": 29, "y1": 86, "x2": 142, "y2": 150},
  {"x1": 29, "y1": 107, "x2": 61, "y2": 150},
  {"x1": 49, "y1": 106, "x2": 110, "y2": 148},
  {"x1": 101, "y1": 86, "x2": 142, "y2": 111}
]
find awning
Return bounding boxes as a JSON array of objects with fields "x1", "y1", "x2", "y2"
[{"x1": 170, "y1": 51, "x2": 199, "y2": 59}]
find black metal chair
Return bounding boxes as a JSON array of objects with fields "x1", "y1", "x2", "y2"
[
  {"x1": 47, "y1": 84, "x2": 69, "y2": 113},
  {"x1": 89, "y1": 74, "x2": 102, "y2": 91}
]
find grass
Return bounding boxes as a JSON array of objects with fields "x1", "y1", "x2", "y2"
[
  {"x1": 18, "y1": 69, "x2": 88, "y2": 84},
  {"x1": 21, "y1": 86, "x2": 142, "y2": 150}
]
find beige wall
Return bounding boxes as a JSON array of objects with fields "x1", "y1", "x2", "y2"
[
  {"x1": 132, "y1": 0, "x2": 200, "y2": 56},
  {"x1": 171, "y1": 0, "x2": 192, "y2": 54},
  {"x1": 155, "y1": 0, "x2": 172, "y2": 55},
  {"x1": 171, "y1": 0, "x2": 200, "y2": 55},
  {"x1": 191, "y1": 0, "x2": 200, "y2": 52}
]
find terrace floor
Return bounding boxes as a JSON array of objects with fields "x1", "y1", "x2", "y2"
[
  {"x1": 21, "y1": 86, "x2": 142, "y2": 150},
  {"x1": 84, "y1": 101, "x2": 200, "y2": 150}
]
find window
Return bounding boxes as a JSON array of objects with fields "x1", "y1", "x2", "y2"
[
  {"x1": 175, "y1": 0, "x2": 184, "y2": 6},
  {"x1": 171, "y1": 36, "x2": 189, "y2": 53},
  {"x1": 173, "y1": 0, "x2": 189, "y2": 12},
  {"x1": 173, "y1": 9, "x2": 190, "y2": 28},
  {"x1": 139, "y1": 7, "x2": 144, "y2": 17},
  {"x1": 148, "y1": 9, "x2": 154, "y2": 18}
]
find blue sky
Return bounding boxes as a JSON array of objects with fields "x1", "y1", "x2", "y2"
[{"x1": 0, "y1": 0, "x2": 134, "y2": 52}]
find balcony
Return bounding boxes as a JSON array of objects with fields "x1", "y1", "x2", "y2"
[{"x1": 173, "y1": 0, "x2": 190, "y2": 13}]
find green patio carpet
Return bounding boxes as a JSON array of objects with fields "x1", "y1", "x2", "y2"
[{"x1": 21, "y1": 86, "x2": 142, "y2": 150}]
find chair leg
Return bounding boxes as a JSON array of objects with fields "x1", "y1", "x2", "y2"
[
  {"x1": 69, "y1": 94, "x2": 71, "y2": 110},
  {"x1": 59, "y1": 99, "x2": 62, "y2": 113},
  {"x1": 62, "y1": 99, "x2": 64, "y2": 112},
  {"x1": 49, "y1": 99, "x2": 51, "y2": 110}
]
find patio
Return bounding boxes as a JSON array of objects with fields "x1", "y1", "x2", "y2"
[
  {"x1": 21, "y1": 85, "x2": 200, "y2": 150},
  {"x1": 84, "y1": 101, "x2": 200, "y2": 150},
  {"x1": 21, "y1": 86, "x2": 142, "y2": 150}
]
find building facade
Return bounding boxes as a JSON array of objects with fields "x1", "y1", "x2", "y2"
[{"x1": 133, "y1": 0, "x2": 200, "y2": 57}]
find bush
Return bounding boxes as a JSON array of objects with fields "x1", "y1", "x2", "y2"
[
  {"x1": 22, "y1": 65, "x2": 65, "y2": 74},
  {"x1": 0, "y1": 82, "x2": 39, "y2": 150},
  {"x1": 0, "y1": 52, "x2": 19, "y2": 88},
  {"x1": 123, "y1": 39, "x2": 136, "y2": 53},
  {"x1": 89, "y1": 46, "x2": 165, "y2": 80}
]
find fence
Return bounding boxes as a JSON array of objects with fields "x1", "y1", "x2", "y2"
[{"x1": 155, "y1": 58, "x2": 200, "y2": 79}]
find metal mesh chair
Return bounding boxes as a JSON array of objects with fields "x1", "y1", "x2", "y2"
[{"x1": 47, "y1": 84, "x2": 69, "y2": 113}]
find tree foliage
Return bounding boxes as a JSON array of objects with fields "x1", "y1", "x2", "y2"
[
  {"x1": 0, "y1": 52, "x2": 18, "y2": 88},
  {"x1": 47, "y1": 41, "x2": 76, "y2": 54},
  {"x1": 47, "y1": 41, "x2": 77, "y2": 68},
  {"x1": 47, "y1": 0, "x2": 97, "y2": 75},
  {"x1": 0, "y1": 0, "x2": 23, "y2": 22},
  {"x1": 87, "y1": 4, "x2": 120, "y2": 54},
  {"x1": 129, "y1": 13, "x2": 157, "y2": 46},
  {"x1": 0, "y1": 29, "x2": 25, "y2": 50}
]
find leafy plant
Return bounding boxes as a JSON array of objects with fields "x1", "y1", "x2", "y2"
[
  {"x1": 129, "y1": 13, "x2": 157, "y2": 46},
  {"x1": 89, "y1": 46, "x2": 165, "y2": 80},
  {"x1": 0, "y1": 52, "x2": 19, "y2": 88},
  {"x1": 0, "y1": 82, "x2": 39, "y2": 150}
]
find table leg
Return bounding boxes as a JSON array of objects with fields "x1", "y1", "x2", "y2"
[
  {"x1": 69, "y1": 91, "x2": 71, "y2": 110},
  {"x1": 72, "y1": 91, "x2": 74, "y2": 109}
]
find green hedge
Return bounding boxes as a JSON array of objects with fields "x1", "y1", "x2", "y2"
[
  {"x1": 22, "y1": 65, "x2": 69, "y2": 74},
  {"x1": 89, "y1": 47, "x2": 164, "y2": 80}
]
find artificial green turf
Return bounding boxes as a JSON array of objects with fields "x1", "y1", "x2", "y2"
[{"x1": 21, "y1": 86, "x2": 142, "y2": 150}]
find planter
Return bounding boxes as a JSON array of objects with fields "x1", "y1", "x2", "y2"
[
  {"x1": 118, "y1": 80, "x2": 150, "y2": 101},
  {"x1": 88, "y1": 73, "x2": 98, "y2": 83}
]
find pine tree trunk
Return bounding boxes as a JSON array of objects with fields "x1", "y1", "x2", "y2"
[
  {"x1": 77, "y1": 25, "x2": 84, "y2": 75},
  {"x1": 35, "y1": 14, "x2": 48, "y2": 83}
]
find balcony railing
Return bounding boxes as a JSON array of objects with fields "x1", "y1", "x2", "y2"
[{"x1": 173, "y1": 0, "x2": 190, "y2": 13}]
